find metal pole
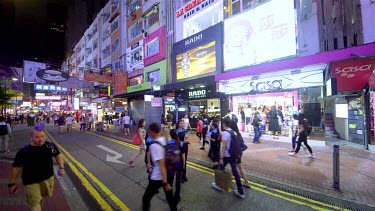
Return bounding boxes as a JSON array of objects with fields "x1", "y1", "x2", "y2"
[{"x1": 333, "y1": 144, "x2": 340, "y2": 190}]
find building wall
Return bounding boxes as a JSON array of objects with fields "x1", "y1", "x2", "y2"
[
  {"x1": 101, "y1": 2, "x2": 112, "y2": 69},
  {"x1": 126, "y1": 1, "x2": 144, "y2": 48},
  {"x1": 361, "y1": 0, "x2": 375, "y2": 44},
  {"x1": 110, "y1": 0, "x2": 122, "y2": 71}
]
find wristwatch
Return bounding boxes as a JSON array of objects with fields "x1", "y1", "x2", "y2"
[{"x1": 8, "y1": 183, "x2": 15, "y2": 188}]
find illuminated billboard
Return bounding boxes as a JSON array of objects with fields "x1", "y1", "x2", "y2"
[
  {"x1": 176, "y1": 41, "x2": 216, "y2": 80},
  {"x1": 224, "y1": 0, "x2": 296, "y2": 71}
]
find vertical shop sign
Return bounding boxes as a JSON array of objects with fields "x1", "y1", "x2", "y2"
[
  {"x1": 151, "y1": 97, "x2": 163, "y2": 107},
  {"x1": 114, "y1": 70, "x2": 128, "y2": 95}
]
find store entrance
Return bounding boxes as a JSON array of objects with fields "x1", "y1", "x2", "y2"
[{"x1": 189, "y1": 98, "x2": 220, "y2": 128}]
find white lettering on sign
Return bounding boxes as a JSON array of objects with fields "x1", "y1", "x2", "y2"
[
  {"x1": 189, "y1": 90, "x2": 206, "y2": 98},
  {"x1": 250, "y1": 80, "x2": 282, "y2": 92},
  {"x1": 334, "y1": 64, "x2": 373, "y2": 79},
  {"x1": 185, "y1": 34, "x2": 203, "y2": 46}
]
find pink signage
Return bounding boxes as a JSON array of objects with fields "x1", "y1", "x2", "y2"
[{"x1": 143, "y1": 26, "x2": 166, "y2": 66}]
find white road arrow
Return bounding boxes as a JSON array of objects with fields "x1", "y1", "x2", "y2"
[{"x1": 96, "y1": 145, "x2": 126, "y2": 165}]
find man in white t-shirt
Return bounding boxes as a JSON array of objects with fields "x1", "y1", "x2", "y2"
[
  {"x1": 142, "y1": 122, "x2": 176, "y2": 211},
  {"x1": 215, "y1": 118, "x2": 245, "y2": 199},
  {"x1": 65, "y1": 115, "x2": 74, "y2": 132},
  {"x1": 183, "y1": 114, "x2": 191, "y2": 130},
  {"x1": 123, "y1": 113, "x2": 131, "y2": 136},
  {"x1": 88, "y1": 114, "x2": 94, "y2": 130}
]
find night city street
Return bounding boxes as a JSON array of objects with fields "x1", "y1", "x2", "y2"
[{"x1": 1, "y1": 0, "x2": 375, "y2": 211}]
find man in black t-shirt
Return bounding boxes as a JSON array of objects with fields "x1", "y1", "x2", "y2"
[{"x1": 8, "y1": 129, "x2": 65, "y2": 210}]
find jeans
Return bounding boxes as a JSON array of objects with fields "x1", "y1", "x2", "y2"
[
  {"x1": 295, "y1": 136, "x2": 313, "y2": 153},
  {"x1": 168, "y1": 172, "x2": 182, "y2": 203},
  {"x1": 291, "y1": 136, "x2": 297, "y2": 149},
  {"x1": 208, "y1": 141, "x2": 220, "y2": 163},
  {"x1": 142, "y1": 179, "x2": 177, "y2": 211},
  {"x1": 221, "y1": 157, "x2": 244, "y2": 195},
  {"x1": 80, "y1": 123, "x2": 86, "y2": 131},
  {"x1": 253, "y1": 126, "x2": 261, "y2": 143}
]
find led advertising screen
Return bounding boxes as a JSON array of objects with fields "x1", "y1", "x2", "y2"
[
  {"x1": 176, "y1": 41, "x2": 216, "y2": 80},
  {"x1": 223, "y1": 0, "x2": 296, "y2": 71}
]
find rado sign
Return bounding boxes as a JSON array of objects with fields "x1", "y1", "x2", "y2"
[
  {"x1": 185, "y1": 34, "x2": 203, "y2": 47},
  {"x1": 189, "y1": 89, "x2": 206, "y2": 99}
]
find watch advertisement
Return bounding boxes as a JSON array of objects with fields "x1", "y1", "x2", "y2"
[{"x1": 176, "y1": 41, "x2": 216, "y2": 80}]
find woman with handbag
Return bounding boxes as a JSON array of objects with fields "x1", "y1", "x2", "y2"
[{"x1": 130, "y1": 119, "x2": 147, "y2": 167}]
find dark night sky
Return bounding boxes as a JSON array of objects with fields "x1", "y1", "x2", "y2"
[
  {"x1": 0, "y1": 0, "x2": 67, "y2": 68},
  {"x1": 0, "y1": 0, "x2": 108, "y2": 68}
]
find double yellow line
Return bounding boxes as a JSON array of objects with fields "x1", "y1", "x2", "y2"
[
  {"x1": 45, "y1": 131, "x2": 131, "y2": 211},
  {"x1": 87, "y1": 132, "x2": 349, "y2": 211}
]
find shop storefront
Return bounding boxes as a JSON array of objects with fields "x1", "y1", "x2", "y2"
[
  {"x1": 175, "y1": 84, "x2": 225, "y2": 128},
  {"x1": 218, "y1": 64, "x2": 327, "y2": 138},
  {"x1": 175, "y1": 0, "x2": 224, "y2": 42},
  {"x1": 326, "y1": 58, "x2": 375, "y2": 147}
]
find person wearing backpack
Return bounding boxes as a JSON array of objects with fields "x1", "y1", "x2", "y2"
[
  {"x1": 142, "y1": 123, "x2": 177, "y2": 211},
  {"x1": 218, "y1": 118, "x2": 245, "y2": 199},
  {"x1": 166, "y1": 129, "x2": 183, "y2": 204},
  {"x1": 289, "y1": 120, "x2": 315, "y2": 158},
  {"x1": 0, "y1": 116, "x2": 12, "y2": 153}
]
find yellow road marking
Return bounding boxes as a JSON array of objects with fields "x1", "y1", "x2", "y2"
[
  {"x1": 85, "y1": 131, "x2": 346, "y2": 211},
  {"x1": 64, "y1": 160, "x2": 113, "y2": 211},
  {"x1": 46, "y1": 132, "x2": 131, "y2": 211}
]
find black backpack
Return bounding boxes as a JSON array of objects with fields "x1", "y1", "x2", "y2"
[
  {"x1": 152, "y1": 141, "x2": 182, "y2": 176},
  {"x1": 224, "y1": 130, "x2": 242, "y2": 160},
  {"x1": 0, "y1": 124, "x2": 8, "y2": 136},
  {"x1": 231, "y1": 114, "x2": 238, "y2": 123}
]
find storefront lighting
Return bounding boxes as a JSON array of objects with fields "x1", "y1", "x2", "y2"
[
  {"x1": 190, "y1": 87, "x2": 194, "y2": 89},
  {"x1": 181, "y1": 88, "x2": 184, "y2": 90},
  {"x1": 200, "y1": 85, "x2": 205, "y2": 88}
]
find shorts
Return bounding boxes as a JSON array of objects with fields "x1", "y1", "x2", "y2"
[
  {"x1": 124, "y1": 124, "x2": 130, "y2": 128},
  {"x1": 26, "y1": 176, "x2": 54, "y2": 208}
]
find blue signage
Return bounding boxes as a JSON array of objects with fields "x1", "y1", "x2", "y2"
[{"x1": 34, "y1": 84, "x2": 68, "y2": 92}]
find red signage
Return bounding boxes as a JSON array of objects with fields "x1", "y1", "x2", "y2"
[
  {"x1": 84, "y1": 70, "x2": 113, "y2": 84},
  {"x1": 331, "y1": 58, "x2": 375, "y2": 92},
  {"x1": 114, "y1": 70, "x2": 128, "y2": 95}
]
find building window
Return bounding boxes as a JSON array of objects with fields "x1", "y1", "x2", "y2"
[
  {"x1": 131, "y1": 49, "x2": 143, "y2": 65},
  {"x1": 92, "y1": 23, "x2": 98, "y2": 35},
  {"x1": 129, "y1": 0, "x2": 141, "y2": 14},
  {"x1": 92, "y1": 57, "x2": 98, "y2": 68},
  {"x1": 147, "y1": 70, "x2": 160, "y2": 83},
  {"x1": 93, "y1": 40, "x2": 98, "y2": 50},
  {"x1": 129, "y1": 75, "x2": 143, "y2": 86},
  {"x1": 111, "y1": 38, "x2": 120, "y2": 53},
  {"x1": 232, "y1": 0, "x2": 241, "y2": 16},
  {"x1": 111, "y1": 17, "x2": 119, "y2": 33},
  {"x1": 102, "y1": 26, "x2": 110, "y2": 41},
  {"x1": 103, "y1": 45, "x2": 111, "y2": 59},
  {"x1": 145, "y1": 37, "x2": 160, "y2": 58},
  {"x1": 145, "y1": 9, "x2": 159, "y2": 29},
  {"x1": 112, "y1": 59, "x2": 121, "y2": 71},
  {"x1": 111, "y1": 0, "x2": 119, "y2": 13},
  {"x1": 86, "y1": 46, "x2": 92, "y2": 55},
  {"x1": 129, "y1": 21, "x2": 142, "y2": 41},
  {"x1": 102, "y1": 10, "x2": 110, "y2": 23}
]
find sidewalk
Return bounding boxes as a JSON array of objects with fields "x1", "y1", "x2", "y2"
[
  {"x1": 97, "y1": 124, "x2": 375, "y2": 208},
  {"x1": 0, "y1": 123, "x2": 79, "y2": 211}
]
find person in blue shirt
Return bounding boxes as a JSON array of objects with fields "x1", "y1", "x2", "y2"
[
  {"x1": 176, "y1": 120, "x2": 189, "y2": 183},
  {"x1": 167, "y1": 129, "x2": 184, "y2": 204},
  {"x1": 208, "y1": 122, "x2": 221, "y2": 169}
]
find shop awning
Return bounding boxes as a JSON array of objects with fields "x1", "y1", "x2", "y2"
[
  {"x1": 164, "y1": 75, "x2": 215, "y2": 91},
  {"x1": 91, "y1": 97, "x2": 108, "y2": 103},
  {"x1": 331, "y1": 58, "x2": 375, "y2": 92}
]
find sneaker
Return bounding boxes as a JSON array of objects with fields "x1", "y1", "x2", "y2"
[
  {"x1": 199, "y1": 147, "x2": 205, "y2": 150},
  {"x1": 289, "y1": 152, "x2": 297, "y2": 157},
  {"x1": 212, "y1": 183, "x2": 222, "y2": 191},
  {"x1": 233, "y1": 190, "x2": 245, "y2": 199},
  {"x1": 307, "y1": 155, "x2": 315, "y2": 159},
  {"x1": 288, "y1": 149, "x2": 295, "y2": 152}
]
